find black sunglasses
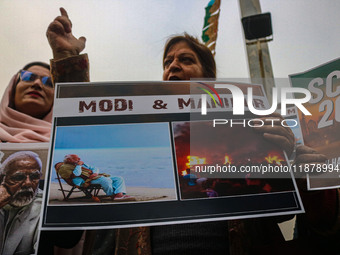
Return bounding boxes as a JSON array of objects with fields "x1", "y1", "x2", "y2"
[
  {"x1": 20, "y1": 70, "x2": 53, "y2": 88},
  {"x1": 8, "y1": 171, "x2": 41, "y2": 182}
]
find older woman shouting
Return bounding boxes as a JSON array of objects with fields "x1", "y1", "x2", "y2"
[{"x1": 43, "y1": 7, "x2": 340, "y2": 255}]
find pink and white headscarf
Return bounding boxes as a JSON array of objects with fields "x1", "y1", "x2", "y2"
[{"x1": 0, "y1": 74, "x2": 52, "y2": 143}]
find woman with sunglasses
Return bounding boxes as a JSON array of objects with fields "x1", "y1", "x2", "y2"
[
  {"x1": 0, "y1": 62, "x2": 54, "y2": 143},
  {"x1": 0, "y1": 62, "x2": 53, "y2": 255},
  {"x1": 0, "y1": 60, "x2": 86, "y2": 254}
]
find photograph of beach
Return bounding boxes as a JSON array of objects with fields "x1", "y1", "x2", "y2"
[{"x1": 48, "y1": 122, "x2": 177, "y2": 205}]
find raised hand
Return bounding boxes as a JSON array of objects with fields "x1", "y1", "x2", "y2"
[
  {"x1": 46, "y1": 7, "x2": 86, "y2": 60},
  {"x1": 0, "y1": 176, "x2": 14, "y2": 208},
  {"x1": 0, "y1": 184, "x2": 11, "y2": 208}
]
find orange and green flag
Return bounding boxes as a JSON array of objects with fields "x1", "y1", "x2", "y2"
[{"x1": 202, "y1": 0, "x2": 221, "y2": 56}]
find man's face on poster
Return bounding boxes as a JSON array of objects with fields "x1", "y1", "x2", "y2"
[{"x1": 4, "y1": 157, "x2": 41, "y2": 207}]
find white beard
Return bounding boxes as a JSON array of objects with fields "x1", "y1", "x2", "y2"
[{"x1": 10, "y1": 187, "x2": 37, "y2": 207}]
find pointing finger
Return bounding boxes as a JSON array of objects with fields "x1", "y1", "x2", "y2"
[
  {"x1": 54, "y1": 15, "x2": 72, "y2": 33},
  {"x1": 60, "y1": 7, "x2": 69, "y2": 18},
  {"x1": 59, "y1": 7, "x2": 72, "y2": 31}
]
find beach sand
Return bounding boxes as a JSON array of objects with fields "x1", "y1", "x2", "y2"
[{"x1": 48, "y1": 182, "x2": 177, "y2": 205}]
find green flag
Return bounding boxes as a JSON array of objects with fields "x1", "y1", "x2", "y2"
[{"x1": 202, "y1": 0, "x2": 221, "y2": 55}]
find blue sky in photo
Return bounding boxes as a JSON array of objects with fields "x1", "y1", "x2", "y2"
[{"x1": 55, "y1": 123, "x2": 171, "y2": 149}]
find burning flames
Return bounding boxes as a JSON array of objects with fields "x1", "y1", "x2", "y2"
[
  {"x1": 186, "y1": 155, "x2": 206, "y2": 168},
  {"x1": 181, "y1": 170, "x2": 188, "y2": 176},
  {"x1": 265, "y1": 154, "x2": 284, "y2": 165},
  {"x1": 224, "y1": 155, "x2": 232, "y2": 164},
  {"x1": 181, "y1": 156, "x2": 206, "y2": 176}
]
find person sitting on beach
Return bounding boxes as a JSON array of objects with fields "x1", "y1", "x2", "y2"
[{"x1": 58, "y1": 154, "x2": 135, "y2": 201}]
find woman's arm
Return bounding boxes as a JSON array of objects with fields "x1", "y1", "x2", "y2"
[{"x1": 46, "y1": 8, "x2": 89, "y2": 84}]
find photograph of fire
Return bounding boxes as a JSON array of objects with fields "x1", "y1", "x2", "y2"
[{"x1": 173, "y1": 121, "x2": 295, "y2": 200}]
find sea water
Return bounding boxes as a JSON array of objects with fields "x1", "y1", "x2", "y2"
[{"x1": 50, "y1": 147, "x2": 176, "y2": 189}]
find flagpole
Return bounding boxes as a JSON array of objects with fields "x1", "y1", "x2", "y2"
[{"x1": 239, "y1": 0, "x2": 275, "y2": 103}]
